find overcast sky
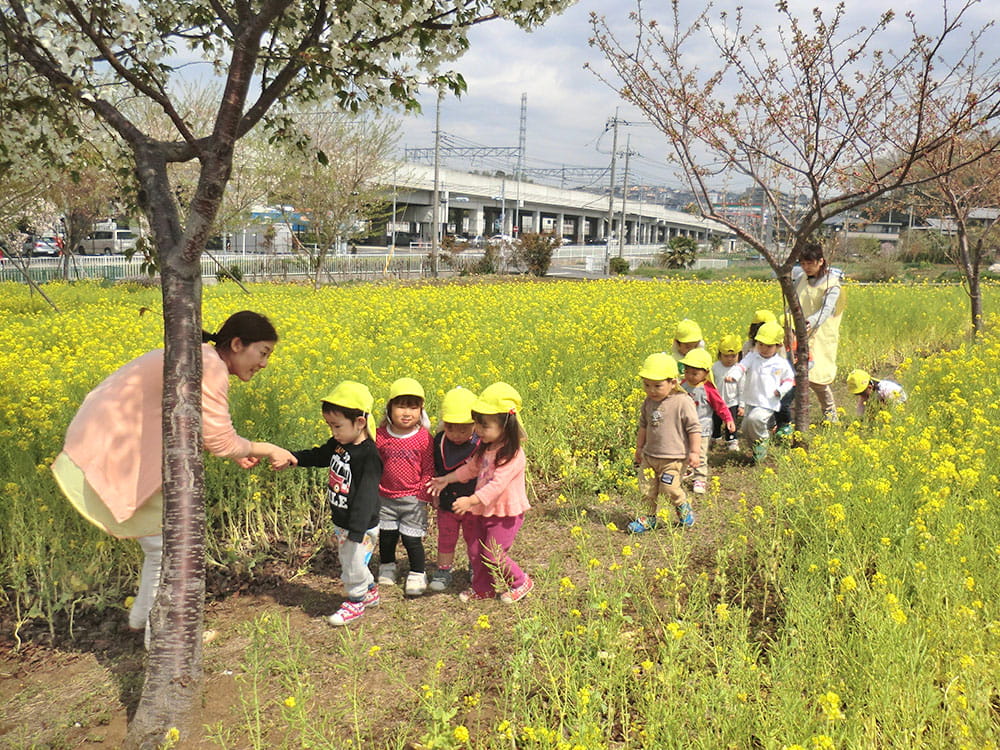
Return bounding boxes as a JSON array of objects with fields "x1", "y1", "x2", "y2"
[{"x1": 396, "y1": 0, "x2": 998, "y2": 192}]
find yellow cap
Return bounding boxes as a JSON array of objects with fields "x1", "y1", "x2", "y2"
[
  {"x1": 846, "y1": 369, "x2": 872, "y2": 395},
  {"x1": 717, "y1": 334, "x2": 742, "y2": 354},
  {"x1": 440, "y1": 386, "x2": 476, "y2": 424},
  {"x1": 674, "y1": 319, "x2": 703, "y2": 343},
  {"x1": 639, "y1": 352, "x2": 679, "y2": 380},
  {"x1": 388, "y1": 377, "x2": 425, "y2": 401},
  {"x1": 753, "y1": 309, "x2": 777, "y2": 324},
  {"x1": 321, "y1": 381, "x2": 376, "y2": 439},
  {"x1": 471, "y1": 382, "x2": 522, "y2": 415},
  {"x1": 755, "y1": 321, "x2": 784, "y2": 346},
  {"x1": 680, "y1": 348, "x2": 713, "y2": 371}
]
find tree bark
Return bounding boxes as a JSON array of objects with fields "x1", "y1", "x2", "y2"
[
  {"x1": 777, "y1": 271, "x2": 812, "y2": 438},
  {"x1": 124, "y1": 147, "x2": 208, "y2": 750}
]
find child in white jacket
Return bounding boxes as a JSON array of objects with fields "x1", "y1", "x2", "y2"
[{"x1": 737, "y1": 322, "x2": 795, "y2": 461}]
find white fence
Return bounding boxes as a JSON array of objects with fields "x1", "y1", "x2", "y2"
[{"x1": 0, "y1": 252, "x2": 427, "y2": 284}]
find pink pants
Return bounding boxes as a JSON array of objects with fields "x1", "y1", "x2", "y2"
[
  {"x1": 437, "y1": 510, "x2": 465, "y2": 556},
  {"x1": 464, "y1": 513, "x2": 527, "y2": 596}
]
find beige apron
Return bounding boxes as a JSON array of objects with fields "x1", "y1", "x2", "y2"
[{"x1": 796, "y1": 272, "x2": 844, "y2": 386}]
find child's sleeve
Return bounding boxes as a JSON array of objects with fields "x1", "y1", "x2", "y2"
[
  {"x1": 291, "y1": 438, "x2": 337, "y2": 468},
  {"x1": 473, "y1": 450, "x2": 526, "y2": 510},
  {"x1": 704, "y1": 382, "x2": 733, "y2": 422},
  {"x1": 776, "y1": 361, "x2": 795, "y2": 398},
  {"x1": 453, "y1": 454, "x2": 481, "y2": 483},
  {"x1": 347, "y1": 448, "x2": 382, "y2": 543}
]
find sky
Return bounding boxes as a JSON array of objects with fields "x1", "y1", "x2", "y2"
[
  {"x1": 396, "y1": 0, "x2": 999, "y2": 193},
  {"x1": 397, "y1": 0, "x2": 682, "y2": 190}
]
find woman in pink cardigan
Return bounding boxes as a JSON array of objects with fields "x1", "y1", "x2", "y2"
[
  {"x1": 52, "y1": 310, "x2": 296, "y2": 640},
  {"x1": 427, "y1": 382, "x2": 533, "y2": 604}
]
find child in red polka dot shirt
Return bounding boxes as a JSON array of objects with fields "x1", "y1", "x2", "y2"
[{"x1": 375, "y1": 377, "x2": 435, "y2": 596}]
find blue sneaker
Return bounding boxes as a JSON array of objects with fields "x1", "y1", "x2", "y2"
[
  {"x1": 676, "y1": 503, "x2": 695, "y2": 528},
  {"x1": 774, "y1": 424, "x2": 793, "y2": 440},
  {"x1": 627, "y1": 515, "x2": 658, "y2": 533}
]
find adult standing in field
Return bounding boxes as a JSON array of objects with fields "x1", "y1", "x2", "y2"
[
  {"x1": 51, "y1": 310, "x2": 296, "y2": 643},
  {"x1": 792, "y1": 241, "x2": 846, "y2": 422}
]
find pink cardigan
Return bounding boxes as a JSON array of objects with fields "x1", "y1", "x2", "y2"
[
  {"x1": 452, "y1": 446, "x2": 530, "y2": 517},
  {"x1": 61, "y1": 344, "x2": 251, "y2": 523}
]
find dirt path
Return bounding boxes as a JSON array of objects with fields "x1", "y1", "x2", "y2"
[{"x1": 1, "y1": 448, "x2": 762, "y2": 748}]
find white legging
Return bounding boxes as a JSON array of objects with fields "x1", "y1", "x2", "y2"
[{"x1": 129, "y1": 534, "x2": 163, "y2": 631}]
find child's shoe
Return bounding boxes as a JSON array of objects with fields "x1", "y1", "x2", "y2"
[
  {"x1": 458, "y1": 588, "x2": 495, "y2": 602},
  {"x1": 774, "y1": 423, "x2": 793, "y2": 440},
  {"x1": 404, "y1": 571, "x2": 428, "y2": 597},
  {"x1": 727, "y1": 438, "x2": 740, "y2": 452},
  {"x1": 692, "y1": 479, "x2": 707, "y2": 494},
  {"x1": 327, "y1": 600, "x2": 365, "y2": 626},
  {"x1": 362, "y1": 585, "x2": 380, "y2": 608},
  {"x1": 676, "y1": 502, "x2": 696, "y2": 528},
  {"x1": 752, "y1": 441, "x2": 769, "y2": 463},
  {"x1": 501, "y1": 576, "x2": 534, "y2": 604},
  {"x1": 428, "y1": 568, "x2": 453, "y2": 592},
  {"x1": 378, "y1": 563, "x2": 397, "y2": 585},
  {"x1": 627, "y1": 515, "x2": 658, "y2": 533}
]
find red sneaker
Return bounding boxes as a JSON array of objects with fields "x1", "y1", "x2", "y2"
[
  {"x1": 458, "y1": 588, "x2": 495, "y2": 602},
  {"x1": 327, "y1": 600, "x2": 364, "y2": 626},
  {"x1": 500, "y1": 576, "x2": 534, "y2": 604},
  {"x1": 362, "y1": 585, "x2": 380, "y2": 608}
]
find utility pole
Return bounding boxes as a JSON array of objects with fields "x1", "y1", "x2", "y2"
[
  {"x1": 618, "y1": 134, "x2": 632, "y2": 258},
  {"x1": 604, "y1": 110, "x2": 619, "y2": 274},
  {"x1": 430, "y1": 87, "x2": 442, "y2": 277},
  {"x1": 516, "y1": 93, "x2": 526, "y2": 237}
]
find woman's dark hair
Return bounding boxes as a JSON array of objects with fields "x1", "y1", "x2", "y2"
[
  {"x1": 322, "y1": 402, "x2": 365, "y2": 421},
  {"x1": 203, "y1": 311, "x2": 278, "y2": 351},
  {"x1": 471, "y1": 411, "x2": 522, "y2": 467},
  {"x1": 800, "y1": 241, "x2": 827, "y2": 268}
]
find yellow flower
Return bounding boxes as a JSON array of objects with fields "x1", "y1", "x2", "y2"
[
  {"x1": 559, "y1": 576, "x2": 575, "y2": 593},
  {"x1": 453, "y1": 725, "x2": 470, "y2": 743},
  {"x1": 284, "y1": 696, "x2": 297, "y2": 709},
  {"x1": 818, "y1": 691, "x2": 844, "y2": 722},
  {"x1": 839, "y1": 575, "x2": 857, "y2": 593},
  {"x1": 368, "y1": 645, "x2": 381, "y2": 656},
  {"x1": 621, "y1": 545, "x2": 633, "y2": 556},
  {"x1": 606, "y1": 522, "x2": 619, "y2": 532},
  {"x1": 476, "y1": 614, "x2": 491, "y2": 630}
]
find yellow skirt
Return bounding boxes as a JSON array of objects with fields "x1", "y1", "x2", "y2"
[{"x1": 52, "y1": 452, "x2": 163, "y2": 539}]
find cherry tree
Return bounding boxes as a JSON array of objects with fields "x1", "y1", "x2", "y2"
[
  {"x1": 590, "y1": 0, "x2": 1000, "y2": 429},
  {"x1": 911, "y1": 136, "x2": 1000, "y2": 336},
  {"x1": 0, "y1": 1, "x2": 570, "y2": 746}
]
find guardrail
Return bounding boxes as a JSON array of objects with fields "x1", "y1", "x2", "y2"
[{"x1": 0, "y1": 252, "x2": 426, "y2": 284}]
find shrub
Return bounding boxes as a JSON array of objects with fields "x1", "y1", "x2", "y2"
[
  {"x1": 512, "y1": 233, "x2": 559, "y2": 277},
  {"x1": 609, "y1": 257, "x2": 630, "y2": 275},
  {"x1": 658, "y1": 236, "x2": 698, "y2": 268}
]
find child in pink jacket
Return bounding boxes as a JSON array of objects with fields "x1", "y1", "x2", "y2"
[{"x1": 427, "y1": 382, "x2": 532, "y2": 604}]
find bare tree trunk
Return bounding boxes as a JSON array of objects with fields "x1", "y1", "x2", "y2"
[
  {"x1": 777, "y1": 271, "x2": 811, "y2": 437},
  {"x1": 125, "y1": 150, "x2": 207, "y2": 750},
  {"x1": 969, "y1": 270, "x2": 983, "y2": 338}
]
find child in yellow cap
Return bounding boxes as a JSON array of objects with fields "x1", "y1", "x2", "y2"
[
  {"x1": 736, "y1": 322, "x2": 795, "y2": 461},
  {"x1": 630, "y1": 353, "x2": 701, "y2": 530},
  {"x1": 428, "y1": 387, "x2": 480, "y2": 592},
  {"x1": 286, "y1": 381, "x2": 382, "y2": 626},
  {"x1": 680, "y1": 348, "x2": 735, "y2": 494},
  {"x1": 846, "y1": 369, "x2": 907, "y2": 416},
  {"x1": 427, "y1": 383, "x2": 533, "y2": 603},
  {"x1": 376, "y1": 378, "x2": 435, "y2": 597},
  {"x1": 712, "y1": 334, "x2": 744, "y2": 451}
]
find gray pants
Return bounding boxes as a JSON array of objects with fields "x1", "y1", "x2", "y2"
[
  {"x1": 338, "y1": 526, "x2": 378, "y2": 601},
  {"x1": 742, "y1": 406, "x2": 776, "y2": 443}
]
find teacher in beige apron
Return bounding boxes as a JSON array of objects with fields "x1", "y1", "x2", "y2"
[{"x1": 793, "y1": 242, "x2": 845, "y2": 422}]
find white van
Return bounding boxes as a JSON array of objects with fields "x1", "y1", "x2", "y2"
[{"x1": 76, "y1": 228, "x2": 139, "y2": 255}]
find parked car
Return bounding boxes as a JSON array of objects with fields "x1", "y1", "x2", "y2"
[
  {"x1": 76, "y1": 229, "x2": 139, "y2": 255},
  {"x1": 22, "y1": 235, "x2": 62, "y2": 257}
]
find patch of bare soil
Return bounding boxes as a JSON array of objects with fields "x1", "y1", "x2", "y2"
[{"x1": 0, "y1": 445, "x2": 773, "y2": 749}]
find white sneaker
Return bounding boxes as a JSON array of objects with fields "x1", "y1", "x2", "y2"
[
  {"x1": 404, "y1": 571, "x2": 427, "y2": 597},
  {"x1": 692, "y1": 479, "x2": 707, "y2": 494},
  {"x1": 378, "y1": 563, "x2": 397, "y2": 586}
]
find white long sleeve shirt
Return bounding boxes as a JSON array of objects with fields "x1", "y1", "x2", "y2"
[{"x1": 738, "y1": 350, "x2": 795, "y2": 412}]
